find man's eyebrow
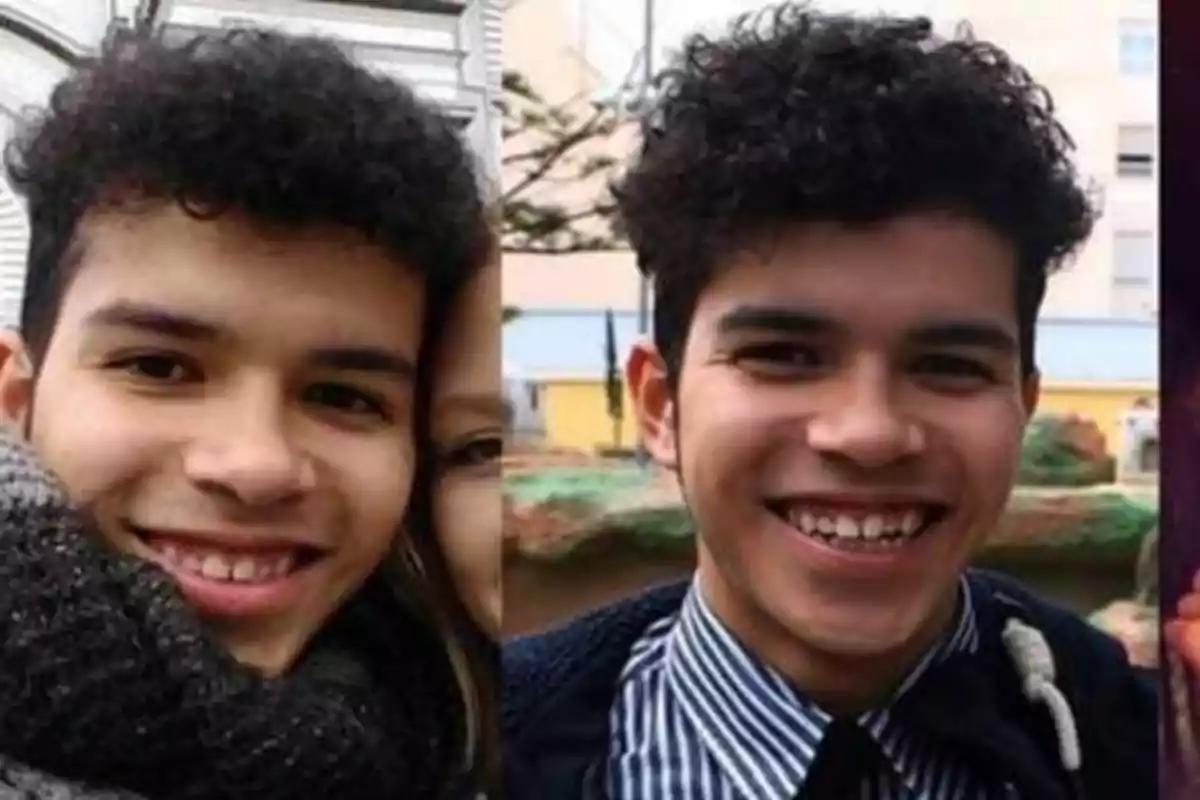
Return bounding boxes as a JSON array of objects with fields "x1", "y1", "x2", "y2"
[
  {"x1": 82, "y1": 300, "x2": 417, "y2": 380},
  {"x1": 909, "y1": 321, "x2": 1018, "y2": 353},
  {"x1": 310, "y1": 347, "x2": 417, "y2": 383},
  {"x1": 82, "y1": 300, "x2": 222, "y2": 340},
  {"x1": 715, "y1": 304, "x2": 1019, "y2": 352},
  {"x1": 715, "y1": 305, "x2": 837, "y2": 336}
]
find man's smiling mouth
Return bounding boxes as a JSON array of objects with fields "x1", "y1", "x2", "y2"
[
  {"x1": 147, "y1": 542, "x2": 299, "y2": 583},
  {"x1": 765, "y1": 499, "x2": 950, "y2": 550},
  {"x1": 122, "y1": 522, "x2": 328, "y2": 616}
]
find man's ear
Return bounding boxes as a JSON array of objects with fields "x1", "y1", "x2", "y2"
[
  {"x1": 626, "y1": 340, "x2": 677, "y2": 471},
  {"x1": 0, "y1": 329, "x2": 35, "y2": 433}
]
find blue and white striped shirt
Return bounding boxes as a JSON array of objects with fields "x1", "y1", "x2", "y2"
[{"x1": 605, "y1": 577, "x2": 994, "y2": 799}]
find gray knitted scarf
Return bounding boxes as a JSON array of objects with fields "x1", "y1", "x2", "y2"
[{"x1": 0, "y1": 433, "x2": 463, "y2": 799}]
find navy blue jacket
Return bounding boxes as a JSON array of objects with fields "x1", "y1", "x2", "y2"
[{"x1": 503, "y1": 569, "x2": 1156, "y2": 799}]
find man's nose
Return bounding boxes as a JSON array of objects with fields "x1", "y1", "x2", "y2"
[
  {"x1": 805, "y1": 369, "x2": 925, "y2": 468},
  {"x1": 182, "y1": 388, "x2": 316, "y2": 507}
]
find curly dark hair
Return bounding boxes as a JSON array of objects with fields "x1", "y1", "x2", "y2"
[
  {"x1": 614, "y1": 3, "x2": 1097, "y2": 383},
  {"x1": 3, "y1": 25, "x2": 490, "y2": 361}
]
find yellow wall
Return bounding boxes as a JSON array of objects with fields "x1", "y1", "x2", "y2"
[
  {"x1": 1035, "y1": 383, "x2": 1157, "y2": 455},
  {"x1": 540, "y1": 378, "x2": 1157, "y2": 456},
  {"x1": 541, "y1": 379, "x2": 641, "y2": 451}
]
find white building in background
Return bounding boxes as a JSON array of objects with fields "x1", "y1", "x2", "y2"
[
  {"x1": 509, "y1": 0, "x2": 1158, "y2": 323},
  {"x1": 0, "y1": 0, "x2": 502, "y2": 328},
  {"x1": 933, "y1": 0, "x2": 1159, "y2": 320}
]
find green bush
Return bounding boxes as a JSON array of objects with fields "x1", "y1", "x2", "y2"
[
  {"x1": 1017, "y1": 416, "x2": 1115, "y2": 487},
  {"x1": 982, "y1": 492, "x2": 1155, "y2": 569},
  {"x1": 505, "y1": 466, "x2": 651, "y2": 507}
]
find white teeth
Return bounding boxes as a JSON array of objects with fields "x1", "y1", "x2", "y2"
[
  {"x1": 863, "y1": 514, "x2": 884, "y2": 539},
  {"x1": 200, "y1": 553, "x2": 231, "y2": 580},
  {"x1": 231, "y1": 558, "x2": 258, "y2": 582},
  {"x1": 834, "y1": 516, "x2": 858, "y2": 538},
  {"x1": 147, "y1": 541, "x2": 299, "y2": 583},
  {"x1": 781, "y1": 506, "x2": 933, "y2": 543}
]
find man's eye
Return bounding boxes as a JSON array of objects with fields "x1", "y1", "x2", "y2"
[
  {"x1": 305, "y1": 383, "x2": 390, "y2": 420},
  {"x1": 728, "y1": 343, "x2": 824, "y2": 376},
  {"x1": 108, "y1": 353, "x2": 198, "y2": 383},
  {"x1": 911, "y1": 353, "x2": 998, "y2": 388}
]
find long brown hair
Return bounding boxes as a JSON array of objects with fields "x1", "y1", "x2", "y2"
[
  {"x1": 399, "y1": 503, "x2": 501, "y2": 794},
  {"x1": 397, "y1": 224, "x2": 502, "y2": 794}
]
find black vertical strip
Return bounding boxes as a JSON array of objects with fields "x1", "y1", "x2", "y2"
[
  {"x1": 1161, "y1": 3, "x2": 1197, "y2": 644},
  {"x1": 1160, "y1": 2, "x2": 1197, "y2": 798}
]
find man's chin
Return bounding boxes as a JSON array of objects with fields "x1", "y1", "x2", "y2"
[
  {"x1": 810, "y1": 624, "x2": 926, "y2": 664},
  {"x1": 786, "y1": 583, "x2": 960, "y2": 665}
]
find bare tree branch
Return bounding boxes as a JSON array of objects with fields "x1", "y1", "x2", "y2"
[
  {"x1": 502, "y1": 106, "x2": 614, "y2": 200},
  {"x1": 501, "y1": 54, "x2": 644, "y2": 253}
]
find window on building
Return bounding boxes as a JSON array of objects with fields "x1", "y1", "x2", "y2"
[
  {"x1": 1119, "y1": 19, "x2": 1156, "y2": 75},
  {"x1": 1117, "y1": 124, "x2": 1155, "y2": 178},
  {"x1": 1112, "y1": 230, "x2": 1156, "y2": 317}
]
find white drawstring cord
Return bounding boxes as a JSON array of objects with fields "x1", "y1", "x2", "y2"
[{"x1": 1002, "y1": 618, "x2": 1082, "y2": 773}]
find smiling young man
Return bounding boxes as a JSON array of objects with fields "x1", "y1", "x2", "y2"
[
  {"x1": 0, "y1": 25, "x2": 492, "y2": 799},
  {"x1": 503, "y1": 6, "x2": 1156, "y2": 799},
  {"x1": 18, "y1": 210, "x2": 435, "y2": 671}
]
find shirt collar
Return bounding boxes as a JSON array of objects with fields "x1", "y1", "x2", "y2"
[{"x1": 664, "y1": 575, "x2": 978, "y2": 799}]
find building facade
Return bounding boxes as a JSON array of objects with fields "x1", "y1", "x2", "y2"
[
  {"x1": 933, "y1": 0, "x2": 1159, "y2": 320},
  {"x1": 0, "y1": 0, "x2": 502, "y2": 328}
]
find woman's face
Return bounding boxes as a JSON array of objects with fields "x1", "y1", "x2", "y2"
[{"x1": 431, "y1": 260, "x2": 504, "y2": 639}]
